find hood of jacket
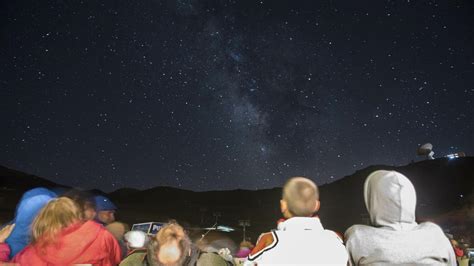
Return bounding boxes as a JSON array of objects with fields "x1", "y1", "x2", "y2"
[
  {"x1": 35, "y1": 220, "x2": 109, "y2": 264},
  {"x1": 364, "y1": 170, "x2": 417, "y2": 231},
  {"x1": 6, "y1": 187, "x2": 56, "y2": 258}
]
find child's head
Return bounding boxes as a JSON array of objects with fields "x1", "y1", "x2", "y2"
[{"x1": 281, "y1": 177, "x2": 320, "y2": 218}]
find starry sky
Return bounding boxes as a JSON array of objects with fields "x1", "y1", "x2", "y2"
[{"x1": 1, "y1": 0, "x2": 473, "y2": 192}]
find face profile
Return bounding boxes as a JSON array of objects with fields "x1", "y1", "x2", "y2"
[{"x1": 97, "y1": 210, "x2": 116, "y2": 225}]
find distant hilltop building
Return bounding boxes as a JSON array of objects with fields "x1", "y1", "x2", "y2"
[
  {"x1": 417, "y1": 143, "x2": 467, "y2": 160},
  {"x1": 417, "y1": 143, "x2": 435, "y2": 160}
]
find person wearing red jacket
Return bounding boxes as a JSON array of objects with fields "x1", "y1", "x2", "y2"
[{"x1": 0, "y1": 197, "x2": 121, "y2": 265}]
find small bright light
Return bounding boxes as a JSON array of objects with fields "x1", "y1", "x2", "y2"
[
  {"x1": 447, "y1": 154, "x2": 456, "y2": 160},
  {"x1": 217, "y1": 225, "x2": 235, "y2": 232}
]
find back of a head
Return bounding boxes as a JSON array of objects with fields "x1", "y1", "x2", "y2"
[
  {"x1": 282, "y1": 177, "x2": 319, "y2": 217},
  {"x1": 14, "y1": 187, "x2": 57, "y2": 224},
  {"x1": 364, "y1": 170, "x2": 417, "y2": 230},
  {"x1": 147, "y1": 222, "x2": 191, "y2": 266},
  {"x1": 31, "y1": 197, "x2": 83, "y2": 246},
  {"x1": 63, "y1": 189, "x2": 97, "y2": 220},
  {"x1": 106, "y1": 221, "x2": 129, "y2": 241}
]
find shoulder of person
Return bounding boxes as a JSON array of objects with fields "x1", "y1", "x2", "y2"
[
  {"x1": 197, "y1": 252, "x2": 232, "y2": 266},
  {"x1": 416, "y1": 221, "x2": 443, "y2": 231},
  {"x1": 119, "y1": 249, "x2": 148, "y2": 266},
  {"x1": 323, "y1": 229, "x2": 345, "y2": 243},
  {"x1": 95, "y1": 222, "x2": 118, "y2": 239},
  {"x1": 416, "y1": 222, "x2": 451, "y2": 241},
  {"x1": 344, "y1": 224, "x2": 377, "y2": 244},
  {"x1": 247, "y1": 231, "x2": 278, "y2": 261},
  {"x1": 344, "y1": 224, "x2": 371, "y2": 236},
  {"x1": 11, "y1": 245, "x2": 39, "y2": 264}
]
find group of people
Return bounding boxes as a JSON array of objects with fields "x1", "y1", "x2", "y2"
[
  {"x1": 0, "y1": 189, "x2": 123, "y2": 265},
  {"x1": 0, "y1": 170, "x2": 465, "y2": 265}
]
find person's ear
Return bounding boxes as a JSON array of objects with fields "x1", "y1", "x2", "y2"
[
  {"x1": 280, "y1": 199, "x2": 287, "y2": 214},
  {"x1": 313, "y1": 200, "x2": 320, "y2": 213}
]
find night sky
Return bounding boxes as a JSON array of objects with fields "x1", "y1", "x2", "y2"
[{"x1": 1, "y1": 0, "x2": 473, "y2": 192}]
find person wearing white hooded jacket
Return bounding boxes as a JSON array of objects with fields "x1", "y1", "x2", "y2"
[{"x1": 344, "y1": 170, "x2": 456, "y2": 265}]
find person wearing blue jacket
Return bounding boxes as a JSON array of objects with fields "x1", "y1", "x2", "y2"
[{"x1": 5, "y1": 187, "x2": 56, "y2": 258}]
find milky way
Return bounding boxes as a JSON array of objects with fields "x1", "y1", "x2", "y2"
[{"x1": 1, "y1": 0, "x2": 473, "y2": 191}]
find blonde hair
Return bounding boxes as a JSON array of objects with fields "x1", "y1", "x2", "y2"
[
  {"x1": 283, "y1": 177, "x2": 319, "y2": 217},
  {"x1": 31, "y1": 197, "x2": 83, "y2": 249}
]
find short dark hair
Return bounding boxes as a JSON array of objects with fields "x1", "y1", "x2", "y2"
[{"x1": 62, "y1": 189, "x2": 96, "y2": 213}]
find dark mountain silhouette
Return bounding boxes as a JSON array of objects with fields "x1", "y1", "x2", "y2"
[
  {"x1": 0, "y1": 165, "x2": 60, "y2": 189},
  {"x1": 0, "y1": 165, "x2": 69, "y2": 217},
  {"x1": 107, "y1": 157, "x2": 474, "y2": 241},
  {"x1": 1, "y1": 157, "x2": 473, "y2": 242}
]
